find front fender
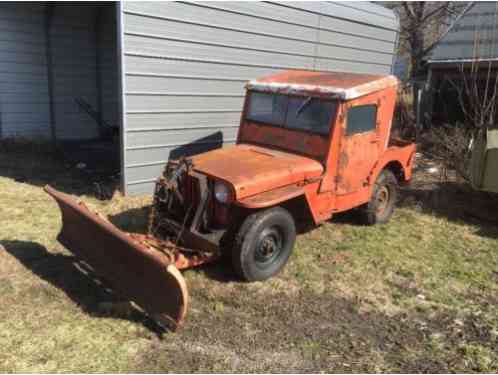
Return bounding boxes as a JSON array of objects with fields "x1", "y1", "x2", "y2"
[{"x1": 236, "y1": 184, "x2": 304, "y2": 209}]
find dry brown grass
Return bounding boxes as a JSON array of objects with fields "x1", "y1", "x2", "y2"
[{"x1": 1, "y1": 143, "x2": 498, "y2": 372}]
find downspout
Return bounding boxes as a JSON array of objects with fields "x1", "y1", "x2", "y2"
[{"x1": 45, "y1": 4, "x2": 56, "y2": 150}]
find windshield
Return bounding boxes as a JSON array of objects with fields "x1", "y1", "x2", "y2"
[{"x1": 246, "y1": 92, "x2": 337, "y2": 135}]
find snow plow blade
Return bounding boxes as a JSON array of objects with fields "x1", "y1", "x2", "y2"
[{"x1": 44, "y1": 185, "x2": 188, "y2": 330}]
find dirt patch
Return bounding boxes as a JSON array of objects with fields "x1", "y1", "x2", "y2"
[{"x1": 131, "y1": 289, "x2": 498, "y2": 373}]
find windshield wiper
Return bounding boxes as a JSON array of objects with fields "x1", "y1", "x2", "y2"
[{"x1": 296, "y1": 96, "x2": 313, "y2": 116}]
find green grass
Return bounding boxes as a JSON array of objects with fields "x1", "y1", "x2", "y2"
[{"x1": 1, "y1": 142, "x2": 498, "y2": 372}]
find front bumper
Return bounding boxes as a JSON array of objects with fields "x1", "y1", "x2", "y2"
[{"x1": 149, "y1": 158, "x2": 226, "y2": 253}]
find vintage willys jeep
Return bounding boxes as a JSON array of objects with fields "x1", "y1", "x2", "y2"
[{"x1": 46, "y1": 70, "x2": 416, "y2": 329}]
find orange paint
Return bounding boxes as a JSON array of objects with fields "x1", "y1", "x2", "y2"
[{"x1": 191, "y1": 70, "x2": 415, "y2": 224}]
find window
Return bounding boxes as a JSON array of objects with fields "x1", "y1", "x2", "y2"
[
  {"x1": 246, "y1": 92, "x2": 337, "y2": 135},
  {"x1": 346, "y1": 105, "x2": 377, "y2": 135},
  {"x1": 286, "y1": 97, "x2": 335, "y2": 135},
  {"x1": 246, "y1": 92, "x2": 287, "y2": 126}
]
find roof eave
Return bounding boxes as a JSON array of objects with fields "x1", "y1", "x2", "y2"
[{"x1": 428, "y1": 57, "x2": 498, "y2": 64}]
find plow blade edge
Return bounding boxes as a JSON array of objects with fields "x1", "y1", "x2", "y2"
[{"x1": 44, "y1": 185, "x2": 188, "y2": 330}]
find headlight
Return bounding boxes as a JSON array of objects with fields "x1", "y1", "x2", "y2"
[{"x1": 214, "y1": 181, "x2": 231, "y2": 204}]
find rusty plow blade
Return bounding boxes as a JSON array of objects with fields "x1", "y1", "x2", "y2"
[{"x1": 44, "y1": 186, "x2": 216, "y2": 330}]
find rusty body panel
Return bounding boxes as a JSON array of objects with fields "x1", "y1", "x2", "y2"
[
  {"x1": 191, "y1": 144, "x2": 323, "y2": 200},
  {"x1": 238, "y1": 121, "x2": 330, "y2": 161},
  {"x1": 370, "y1": 139, "x2": 416, "y2": 184},
  {"x1": 238, "y1": 184, "x2": 305, "y2": 209},
  {"x1": 334, "y1": 87, "x2": 397, "y2": 195},
  {"x1": 247, "y1": 70, "x2": 398, "y2": 100}
]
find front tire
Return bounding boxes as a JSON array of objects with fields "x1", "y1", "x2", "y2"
[
  {"x1": 232, "y1": 207, "x2": 296, "y2": 282},
  {"x1": 361, "y1": 169, "x2": 398, "y2": 225}
]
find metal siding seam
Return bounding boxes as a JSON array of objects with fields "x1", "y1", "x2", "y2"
[
  {"x1": 123, "y1": 29, "x2": 393, "y2": 57},
  {"x1": 126, "y1": 178, "x2": 157, "y2": 186},
  {"x1": 126, "y1": 109, "x2": 241, "y2": 114},
  {"x1": 124, "y1": 31, "x2": 317, "y2": 58},
  {"x1": 266, "y1": 1, "x2": 398, "y2": 31},
  {"x1": 126, "y1": 138, "x2": 238, "y2": 151},
  {"x1": 186, "y1": 1, "x2": 397, "y2": 31},
  {"x1": 126, "y1": 92, "x2": 244, "y2": 97},
  {"x1": 329, "y1": 1, "x2": 397, "y2": 20},
  {"x1": 117, "y1": 2, "x2": 128, "y2": 195},
  {"x1": 123, "y1": 9, "x2": 396, "y2": 45},
  {"x1": 126, "y1": 72, "x2": 247, "y2": 82},
  {"x1": 124, "y1": 51, "x2": 391, "y2": 69},
  {"x1": 127, "y1": 124, "x2": 240, "y2": 133}
]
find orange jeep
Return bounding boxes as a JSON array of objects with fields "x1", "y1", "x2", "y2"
[{"x1": 46, "y1": 70, "x2": 416, "y2": 329}]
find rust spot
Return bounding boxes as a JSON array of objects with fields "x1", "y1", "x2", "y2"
[
  {"x1": 338, "y1": 151, "x2": 349, "y2": 169},
  {"x1": 246, "y1": 70, "x2": 398, "y2": 100}
]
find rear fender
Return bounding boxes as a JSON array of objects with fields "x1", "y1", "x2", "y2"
[{"x1": 368, "y1": 144, "x2": 416, "y2": 188}]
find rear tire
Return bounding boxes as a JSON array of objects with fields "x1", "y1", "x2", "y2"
[
  {"x1": 232, "y1": 207, "x2": 296, "y2": 282},
  {"x1": 360, "y1": 169, "x2": 398, "y2": 225}
]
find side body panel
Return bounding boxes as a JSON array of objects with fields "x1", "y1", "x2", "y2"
[{"x1": 334, "y1": 86, "x2": 397, "y2": 195}]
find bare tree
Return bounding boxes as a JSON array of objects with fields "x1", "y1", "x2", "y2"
[
  {"x1": 384, "y1": 2, "x2": 467, "y2": 79},
  {"x1": 449, "y1": 61, "x2": 498, "y2": 130},
  {"x1": 427, "y1": 54, "x2": 498, "y2": 182}
]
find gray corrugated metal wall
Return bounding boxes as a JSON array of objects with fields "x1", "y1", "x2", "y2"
[
  {"x1": 120, "y1": 1, "x2": 399, "y2": 195},
  {"x1": 50, "y1": 5, "x2": 100, "y2": 139},
  {"x1": 0, "y1": 3, "x2": 117, "y2": 140},
  {"x1": 429, "y1": 2, "x2": 498, "y2": 62},
  {"x1": 99, "y1": 5, "x2": 119, "y2": 128},
  {"x1": 0, "y1": 4, "x2": 49, "y2": 138}
]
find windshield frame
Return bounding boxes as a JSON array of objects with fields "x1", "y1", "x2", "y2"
[{"x1": 245, "y1": 90, "x2": 338, "y2": 137}]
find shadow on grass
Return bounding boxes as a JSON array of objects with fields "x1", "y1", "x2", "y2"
[
  {"x1": 109, "y1": 207, "x2": 241, "y2": 283},
  {"x1": 0, "y1": 140, "x2": 119, "y2": 200},
  {"x1": 1, "y1": 240, "x2": 166, "y2": 337},
  {"x1": 108, "y1": 206, "x2": 150, "y2": 235},
  {"x1": 106, "y1": 202, "x2": 363, "y2": 284},
  {"x1": 399, "y1": 181, "x2": 498, "y2": 239},
  {"x1": 0, "y1": 133, "x2": 224, "y2": 201}
]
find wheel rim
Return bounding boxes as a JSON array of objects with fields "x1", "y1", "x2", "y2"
[
  {"x1": 375, "y1": 185, "x2": 390, "y2": 215},
  {"x1": 254, "y1": 226, "x2": 283, "y2": 267}
]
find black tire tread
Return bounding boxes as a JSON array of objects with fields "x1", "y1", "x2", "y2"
[
  {"x1": 361, "y1": 169, "x2": 398, "y2": 225},
  {"x1": 232, "y1": 206, "x2": 295, "y2": 281}
]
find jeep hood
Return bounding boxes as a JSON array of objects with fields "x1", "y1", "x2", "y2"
[{"x1": 190, "y1": 144, "x2": 324, "y2": 199}]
